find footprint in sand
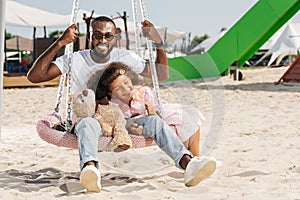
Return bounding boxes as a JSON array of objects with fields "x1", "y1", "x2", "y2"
[
  {"x1": 113, "y1": 157, "x2": 130, "y2": 168},
  {"x1": 159, "y1": 157, "x2": 172, "y2": 165}
]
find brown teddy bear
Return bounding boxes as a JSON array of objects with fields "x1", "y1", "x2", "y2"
[{"x1": 70, "y1": 89, "x2": 132, "y2": 152}]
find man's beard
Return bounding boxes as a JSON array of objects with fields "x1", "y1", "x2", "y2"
[{"x1": 92, "y1": 44, "x2": 113, "y2": 59}]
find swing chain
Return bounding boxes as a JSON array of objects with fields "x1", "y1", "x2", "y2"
[
  {"x1": 65, "y1": 50, "x2": 73, "y2": 129},
  {"x1": 54, "y1": 74, "x2": 66, "y2": 113},
  {"x1": 65, "y1": 0, "x2": 79, "y2": 130},
  {"x1": 54, "y1": 0, "x2": 80, "y2": 130},
  {"x1": 132, "y1": 0, "x2": 142, "y2": 56},
  {"x1": 139, "y1": 0, "x2": 165, "y2": 117}
]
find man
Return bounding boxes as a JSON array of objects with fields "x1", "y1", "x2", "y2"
[
  {"x1": 27, "y1": 16, "x2": 216, "y2": 192},
  {"x1": 27, "y1": 17, "x2": 168, "y2": 92}
]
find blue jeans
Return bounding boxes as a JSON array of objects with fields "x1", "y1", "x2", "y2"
[{"x1": 75, "y1": 116, "x2": 191, "y2": 170}]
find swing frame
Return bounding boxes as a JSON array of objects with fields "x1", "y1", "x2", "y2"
[{"x1": 37, "y1": 0, "x2": 162, "y2": 150}]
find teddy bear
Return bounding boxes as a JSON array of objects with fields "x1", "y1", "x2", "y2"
[{"x1": 70, "y1": 89, "x2": 132, "y2": 152}]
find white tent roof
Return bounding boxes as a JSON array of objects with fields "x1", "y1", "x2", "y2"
[
  {"x1": 6, "y1": 0, "x2": 69, "y2": 27},
  {"x1": 6, "y1": 1, "x2": 186, "y2": 44},
  {"x1": 255, "y1": 22, "x2": 300, "y2": 66},
  {"x1": 267, "y1": 22, "x2": 300, "y2": 65},
  {"x1": 156, "y1": 27, "x2": 187, "y2": 43},
  {"x1": 259, "y1": 23, "x2": 288, "y2": 50},
  {"x1": 191, "y1": 30, "x2": 227, "y2": 53}
]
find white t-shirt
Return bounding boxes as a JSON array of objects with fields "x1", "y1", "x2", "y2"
[{"x1": 53, "y1": 48, "x2": 146, "y2": 93}]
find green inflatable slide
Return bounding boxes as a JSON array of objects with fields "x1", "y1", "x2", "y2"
[{"x1": 167, "y1": 0, "x2": 300, "y2": 81}]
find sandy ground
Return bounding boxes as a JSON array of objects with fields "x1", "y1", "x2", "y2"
[{"x1": 0, "y1": 66, "x2": 299, "y2": 199}]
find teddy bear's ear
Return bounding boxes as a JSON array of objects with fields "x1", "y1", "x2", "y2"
[{"x1": 82, "y1": 89, "x2": 89, "y2": 97}]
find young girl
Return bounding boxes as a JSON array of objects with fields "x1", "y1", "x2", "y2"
[{"x1": 95, "y1": 62, "x2": 205, "y2": 156}]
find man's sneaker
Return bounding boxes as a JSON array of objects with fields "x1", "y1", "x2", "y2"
[
  {"x1": 79, "y1": 165, "x2": 101, "y2": 192},
  {"x1": 184, "y1": 156, "x2": 216, "y2": 187}
]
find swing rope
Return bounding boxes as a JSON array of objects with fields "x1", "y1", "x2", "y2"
[{"x1": 54, "y1": 0, "x2": 80, "y2": 130}]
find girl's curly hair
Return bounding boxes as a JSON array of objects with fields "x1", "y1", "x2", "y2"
[{"x1": 95, "y1": 62, "x2": 130, "y2": 106}]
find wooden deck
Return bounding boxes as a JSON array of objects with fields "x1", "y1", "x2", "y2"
[{"x1": 3, "y1": 72, "x2": 60, "y2": 88}]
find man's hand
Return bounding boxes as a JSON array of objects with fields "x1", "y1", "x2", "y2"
[
  {"x1": 141, "y1": 20, "x2": 162, "y2": 44},
  {"x1": 57, "y1": 24, "x2": 79, "y2": 47},
  {"x1": 127, "y1": 123, "x2": 143, "y2": 135},
  {"x1": 139, "y1": 20, "x2": 168, "y2": 81}
]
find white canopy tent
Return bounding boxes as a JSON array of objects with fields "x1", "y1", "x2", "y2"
[
  {"x1": 255, "y1": 22, "x2": 300, "y2": 66},
  {"x1": 191, "y1": 30, "x2": 227, "y2": 53},
  {"x1": 6, "y1": 0, "x2": 69, "y2": 27},
  {"x1": 6, "y1": 1, "x2": 187, "y2": 45},
  {"x1": 259, "y1": 24, "x2": 286, "y2": 50},
  {"x1": 156, "y1": 27, "x2": 187, "y2": 44}
]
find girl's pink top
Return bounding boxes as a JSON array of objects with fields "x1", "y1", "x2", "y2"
[{"x1": 111, "y1": 86, "x2": 205, "y2": 142}]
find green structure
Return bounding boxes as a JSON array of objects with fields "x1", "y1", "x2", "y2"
[{"x1": 167, "y1": 0, "x2": 300, "y2": 81}]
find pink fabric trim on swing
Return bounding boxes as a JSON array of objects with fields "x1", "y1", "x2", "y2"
[{"x1": 36, "y1": 113, "x2": 156, "y2": 151}]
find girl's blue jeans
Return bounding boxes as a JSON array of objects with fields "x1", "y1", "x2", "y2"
[{"x1": 74, "y1": 116, "x2": 191, "y2": 170}]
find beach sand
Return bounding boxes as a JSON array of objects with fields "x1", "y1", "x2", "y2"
[{"x1": 1, "y1": 66, "x2": 300, "y2": 199}]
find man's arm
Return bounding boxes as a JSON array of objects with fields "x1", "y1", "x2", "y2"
[
  {"x1": 139, "y1": 20, "x2": 169, "y2": 81},
  {"x1": 27, "y1": 24, "x2": 78, "y2": 83}
]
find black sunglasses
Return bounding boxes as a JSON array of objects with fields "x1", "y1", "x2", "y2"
[{"x1": 91, "y1": 31, "x2": 115, "y2": 41}]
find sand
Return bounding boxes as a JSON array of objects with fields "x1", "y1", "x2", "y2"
[{"x1": 0, "y1": 66, "x2": 299, "y2": 199}]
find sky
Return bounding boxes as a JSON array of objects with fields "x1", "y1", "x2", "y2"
[{"x1": 5, "y1": 0, "x2": 262, "y2": 39}]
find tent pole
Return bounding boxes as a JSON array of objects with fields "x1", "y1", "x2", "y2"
[
  {"x1": 33, "y1": 27, "x2": 36, "y2": 61},
  {"x1": 163, "y1": 27, "x2": 167, "y2": 44},
  {"x1": 16, "y1": 35, "x2": 19, "y2": 51},
  {"x1": 43, "y1": 26, "x2": 47, "y2": 38},
  {"x1": 0, "y1": 0, "x2": 7, "y2": 139},
  {"x1": 122, "y1": 11, "x2": 130, "y2": 50},
  {"x1": 4, "y1": 30, "x2": 8, "y2": 71},
  {"x1": 83, "y1": 11, "x2": 94, "y2": 49},
  {"x1": 187, "y1": 32, "x2": 191, "y2": 54}
]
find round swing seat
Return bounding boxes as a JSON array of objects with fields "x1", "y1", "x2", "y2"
[{"x1": 36, "y1": 113, "x2": 156, "y2": 151}]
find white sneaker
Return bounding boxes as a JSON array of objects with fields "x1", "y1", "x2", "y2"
[
  {"x1": 184, "y1": 156, "x2": 216, "y2": 187},
  {"x1": 79, "y1": 165, "x2": 101, "y2": 192}
]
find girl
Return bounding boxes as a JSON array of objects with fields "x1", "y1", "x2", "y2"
[{"x1": 96, "y1": 62, "x2": 205, "y2": 156}]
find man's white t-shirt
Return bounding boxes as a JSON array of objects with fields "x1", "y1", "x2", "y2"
[{"x1": 53, "y1": 48, "x2": 146, "y2": 94}]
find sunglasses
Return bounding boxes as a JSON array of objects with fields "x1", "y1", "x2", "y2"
[{"x1": 91, "y1": 31, "x2": 115, "y2": 41}]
